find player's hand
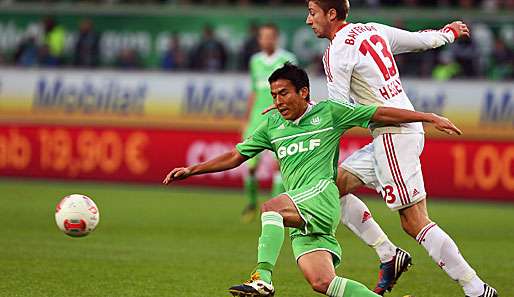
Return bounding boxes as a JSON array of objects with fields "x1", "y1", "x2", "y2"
[
  {"x1": 446, "y1": 21, "x2": 470, "y2": 39},
  {"x1": 261, "y1": 103, "x2": 277, "y2": 115},
  {"x1": 430, "y1": 113, "x2": 463, "y2": 135},
  {"x1": 163, "y1": 167, "x2": 192, "y2": 184}
]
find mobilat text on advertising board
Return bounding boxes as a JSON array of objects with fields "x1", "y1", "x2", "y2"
[
  {"x1": 0, "y1": 69, "x2": 512, "y2": 200},
  {"x1": 0, "y1": 69, "x2": 512, "y2": 139}
]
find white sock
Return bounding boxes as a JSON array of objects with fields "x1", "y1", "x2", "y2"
[
  {"x1": 340, "y1": 194, "x2": 397, "y2": 263},
  {"x1": 326, "y1": 276, "x2": 348, "y2": 297},
  {"x1": 416, "y1": 222, "x2": 485, "y2": 297}
]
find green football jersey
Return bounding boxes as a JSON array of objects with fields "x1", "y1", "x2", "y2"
[
  {"x1": 237, "y1": 100, "x2": 378, "y2": 191},
  {"x1": 245, "y1": 49, "x2": 297, "y2": 137}
]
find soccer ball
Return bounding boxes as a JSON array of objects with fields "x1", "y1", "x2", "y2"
[{"x1": 55, "y1": 194, "x2": 100, "y2": 237}]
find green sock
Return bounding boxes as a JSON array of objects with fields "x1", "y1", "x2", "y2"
[
  {"x1": 271, "y1": 173, "x2": 285, "y2": 197},
  {"x1": 256, "y1": 211, "x2": 284, "y2": 284},
  {"x1": 326, "y1": 277, "x2": 380, "y2": 297},
  {"x1": 244, "y1": 175, "x2": 258, "y2": 206}
]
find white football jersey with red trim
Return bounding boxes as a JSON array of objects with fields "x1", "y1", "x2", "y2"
[{"x1": 323, "y1": 22, "x2": 457, "y2": 136}]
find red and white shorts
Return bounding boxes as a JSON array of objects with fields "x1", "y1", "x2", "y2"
[{"x1": 341, "y1": 133, "x2": 426, "y2": 210}]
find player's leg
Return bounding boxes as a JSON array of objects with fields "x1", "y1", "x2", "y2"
[
  {"x1": 230, "y1": 179, "x2": 343, "y2": 296},
  {"x1": 375, "y1": 133, "x2": 497, "y2": 297},
  {"x1": 288, "y1": 180, "x2": 379, "y2": 297},
  {"x1": 339, "y1": 144, "x2": 411, "y2": 295},
  {"x1": 337, "y1": 167, "x2": 398, "y2": 263},
  {"x1": 229, "y1": 191, "x2": 304, "y2": 296},
  {"x1": 297, "y1": 248, "x2": 380, "y2": 296},
  {"x1": 400, "y1": 200, "x2": 497, "y2": 297},
  {"x1": 241, "y1": 155, "x2": 260, "y2": 223}
]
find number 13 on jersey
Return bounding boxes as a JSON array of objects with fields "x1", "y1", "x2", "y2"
[{"x1": 359, "y1": 34, "x2": 397, "y2": 81}]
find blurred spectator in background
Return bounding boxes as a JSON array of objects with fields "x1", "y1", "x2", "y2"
[
  {"x1": 0, "y1": 0, "x2": 512, "y2": 76},
  {"x1": 160, "y1": 33, "x2": 185, "y2": 71},
  {"x1": 73, "y1": 19, "x2": 101, "y2": 67},
  {"x1": 39, "y1": 45, "x2": 61, "y2": 67},
  {"x1": 432, "y1": 51, "x2": 460, "y2": 80},
  {"x1": 481, "y1": 0, "x2": 499, "y2": 11},
  {"x1": 391, "y1": 18, "x2": 438, "y2": 78},
  {"x1": 457, "y1": 0, "x2": 474, "y2": 8},
  {"x1": 451, "y1": 37, "x2": 480, "y2": 77},
  {"x1": 13, "y1": 36, "x2": 39, "y2": 67},
  {"x1": 239, "y1": 22, "x2": 260, "y2": 70},
  {"x1": 488, "y1": 37, "x2": 514, "y2": 79},
  {"x1": 306, "y1": 53, "x2": 324, "y2": 76},
  {"x1": 115, "y1": 48, "x2": 143, "y2": 69},
  {"x1": 1, "y1": 0, "x2": 514, "y2": 8},
  {"x1": 42, "y1": 16, "x2": 65, "y2": 66},
  {"x1": 190, "y1": 25, "x2": 227, "y2": 72}
]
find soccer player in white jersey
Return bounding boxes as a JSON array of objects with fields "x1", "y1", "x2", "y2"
[{"x1": 304, "y1": 1, "x2": 498, "y2": 296}]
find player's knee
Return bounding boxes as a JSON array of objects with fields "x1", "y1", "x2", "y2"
[
  {"x1": 336, "y1": 173, "x2": 350, "y2": 196},
  {"x1": 336, "y1": 169, "x2": 362, "y2": 196},
  {"x1": 399, "y1": 202, "x2": 432, "y2": 238},
  {"x1": 260, "y1": 201, "x2": 272, "y2": 213},
  {"x1": 261, "y1": 200, "x2": 279, "y2": 214},
  {"x1": 337, "y1": 182, "x2": 349, "y2": 196},
  {"x1": 309, "y1": 276, "x2": 332, "y2": 294},
  {"x1": 400, "y1": 214, "x2": 431, "y2": 238},
  {"x1": 400, "y1": 220, "x2": 416, "y2": 238}
]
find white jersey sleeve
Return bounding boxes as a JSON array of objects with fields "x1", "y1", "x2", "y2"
[{"x1": 369, "y1": 22, "x2": 457, "y2": 55}]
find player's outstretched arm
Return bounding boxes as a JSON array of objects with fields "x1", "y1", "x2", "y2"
[
  {"x1": 372, "y1": 20, "x2": 469, "y2": 55},
  {"x1": 163, "y1": 149, "x2": 248, "y2": 184},
  {"x1": 372, "y1": 107, "x2": 463, "y2": 135}
]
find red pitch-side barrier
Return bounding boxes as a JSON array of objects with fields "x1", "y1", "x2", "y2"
[{"x1": 0, "y1": 124, "x2": 513, "y2": 202}]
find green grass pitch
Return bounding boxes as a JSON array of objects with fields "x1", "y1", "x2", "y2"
[{"x1": 1, "y1": 178, "x2": 513, "y2": 297}]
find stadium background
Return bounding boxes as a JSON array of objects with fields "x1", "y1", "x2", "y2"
[{"x1": 0, "y1": 1, "x2": 513, "y2": 296}]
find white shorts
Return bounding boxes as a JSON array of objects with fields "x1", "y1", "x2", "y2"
[{"x1": 341, "y1": 133, "x2": 426, "y2": 210}]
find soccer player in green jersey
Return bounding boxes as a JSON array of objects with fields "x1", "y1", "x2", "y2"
[
  {"x1": 163, "y1": 63, "x2": 461, "y2": 297},
  {"x1": 241, "y1": 23, "x2": 298, "y2": 222}
]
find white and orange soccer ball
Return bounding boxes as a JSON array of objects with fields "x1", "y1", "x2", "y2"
[{"x1": 55, "y1": 194, "x2": 100, "y2": 237}]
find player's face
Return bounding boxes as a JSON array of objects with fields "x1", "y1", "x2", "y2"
[
  {"x1": 270, "y1": 79, "x2": 309, "y2": 121},
  {"x1": 258, "y1": 27, "x2": 278, "y2": 53},
  {"x1": 306, "y1": 1, "x2": 330, "y2": 39}
]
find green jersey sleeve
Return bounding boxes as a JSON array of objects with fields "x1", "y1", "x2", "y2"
[
  {"x1": 236, "y1": 120, "x2": 272, "y2": 158},
  {"x1": 329, "y1": 100, "x2": 378, "y2": 130}
]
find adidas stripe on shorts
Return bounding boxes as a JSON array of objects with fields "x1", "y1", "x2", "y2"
[{"x1": 341, "y1": 133, "x2": 427, "y2": 210}]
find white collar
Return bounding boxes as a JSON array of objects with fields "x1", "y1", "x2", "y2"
[{"x1": 292, "y1": 100, "x2": 316, "y2": 125}]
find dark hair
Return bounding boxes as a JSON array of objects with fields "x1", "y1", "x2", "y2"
[
  {"x1": 268, "y1": 62, "x2": 310, "y2": 100},
  {"x1": 307, "y1": 0, "x2": 350, "y2": 20},
  {"x1": 259, "y1": 23, "x2": 279, "y2": 35}
]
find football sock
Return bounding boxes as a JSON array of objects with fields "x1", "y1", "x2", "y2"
[
  {"x1": 271, "y1": 172, "x2": 285, "y2": 197},
  {"x1": 416, "y1": 222, "x2": 484, "y2": 297},
  {"x1": 256, "y1": 211, "x2": 284, "y2": 284},
  {"x1": 326, "y1": 277, "x2": 380, "y2": 297},
  {"x1": 340, "y1": 194, "x2": 396, "y2": 262},
  {"x1": 244, "y1": 174, "x2": 258, "y2": 207}
]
